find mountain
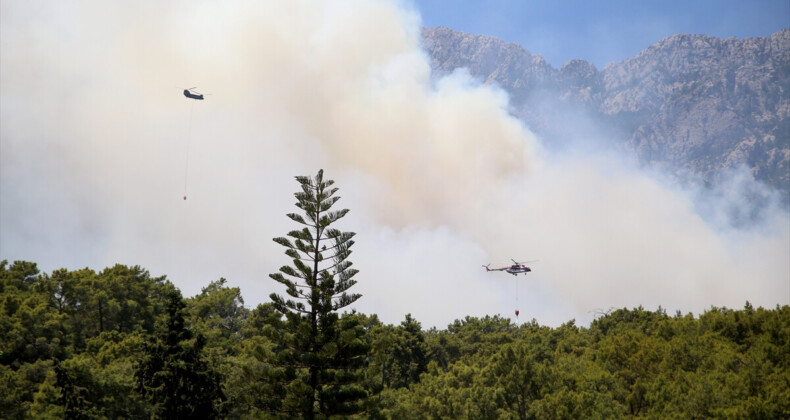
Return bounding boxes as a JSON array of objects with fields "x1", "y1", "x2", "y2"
[{"x1": 421, "y1": 27, "x2": 790, "y2": 202}]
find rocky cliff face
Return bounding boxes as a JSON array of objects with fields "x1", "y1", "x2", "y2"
[{"x1": 422, "y1": 27, "x2": 790, "y2": 201}]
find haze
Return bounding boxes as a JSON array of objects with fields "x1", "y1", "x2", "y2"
[{"x1": 2, "y1": 0, "x2": 788, "y2": 328}]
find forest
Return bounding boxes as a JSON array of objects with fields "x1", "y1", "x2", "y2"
[
  {"x1": 2, "y1": 259, "x2": 788, "y2": 419},
  {"x1": 2, "y1": 171, "x2": 789, "y2": 418}
]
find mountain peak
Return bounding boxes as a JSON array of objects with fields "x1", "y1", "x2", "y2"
[{"x1": 421, "y1": 27, "x2": 790, "y2": 201}]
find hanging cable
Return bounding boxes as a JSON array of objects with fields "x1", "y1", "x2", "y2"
[
  {"x1": 515, "y1": 276, "x2": 519, "y2": 318},
  {"x1": 183, "y1": 100, "x2": 195, "y2": 200}
]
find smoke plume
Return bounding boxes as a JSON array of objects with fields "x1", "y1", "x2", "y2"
[{"x1": 2, "y1": 0, "x2": 787, "y2": 327}]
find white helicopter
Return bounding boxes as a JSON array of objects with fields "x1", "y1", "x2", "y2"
[{"x1": 483, "y1": 259, "x2": 533, "y2": 276}]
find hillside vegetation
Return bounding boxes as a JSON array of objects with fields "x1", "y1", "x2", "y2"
[{"x1": 2, "y1": 260, "x2": 788, "y2": 418}]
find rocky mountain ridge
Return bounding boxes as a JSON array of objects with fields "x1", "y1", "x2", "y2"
[{"x1": 422, "y1": 27, "x2": 790, "y2": 202}]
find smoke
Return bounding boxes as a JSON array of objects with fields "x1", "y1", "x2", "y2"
[{"x1": 2, "y1": 0, "x2": 787, "y2": 328}]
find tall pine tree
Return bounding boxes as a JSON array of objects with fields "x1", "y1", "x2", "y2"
[{"x1": 258, "y1": 169, "x2": 370, "y2": 418}]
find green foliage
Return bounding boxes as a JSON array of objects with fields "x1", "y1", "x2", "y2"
[
  {"x1": 386, "y1": 305, "x2": 789, "y2": 419},
  {"x1": 0, "y1": 359, "x2": 54, "y2": 419},
  {"x1": 0, "y1": 261, "x2": 209, "y2": 419},
  {"x1": 2, "y1": 253, "x2": 789, "y2": 419},
  {"x1": 425, "y1": 314, "x2": 517, "y2": 370},
  {"x1": 186, "y1": 278, "x2": 249, "y2": 355},
  {"x1": 252, "y1": 170, "x2": 372, "y2": 418},
  {"x1": 377, "y1": 314, "x2": 430, "y2": 390},
  {"x1": 0, "y1": 261, "x2": 67, "y2": 366},
  {"x1": 136, "y1": 289, "x2": 226, "y2": 419}
]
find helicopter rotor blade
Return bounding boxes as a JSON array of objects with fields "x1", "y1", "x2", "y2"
[{"x1": 512, "y1": 259, "x2": 538, "y2": 264}]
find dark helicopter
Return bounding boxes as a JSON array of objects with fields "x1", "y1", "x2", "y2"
[{"x1": 183, "y1": 87, "x2": 204, "y2": 100}]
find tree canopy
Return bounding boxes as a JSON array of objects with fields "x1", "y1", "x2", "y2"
[{"x1": 2, "y1": 259, "x2": 788, "y2": 418}]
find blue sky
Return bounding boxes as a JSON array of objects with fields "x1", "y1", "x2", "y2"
[{"x1": 413, "y1": 0, "x2": 790, "y2": 68}]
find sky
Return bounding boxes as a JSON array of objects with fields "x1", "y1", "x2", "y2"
[
  {"x1": 415, "y1": 0, "x2": 790, "y2": 68},
  {"x1": 1, "y1": 0, "x2": 788, "y2": 329}
]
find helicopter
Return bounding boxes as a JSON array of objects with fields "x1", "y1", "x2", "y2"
[
  {"x1": 483, "y1": 259, "x2": 533, "y2": 276},
  {"x1": 183, "y1": 87, "x2": 205, "y2": 100}
]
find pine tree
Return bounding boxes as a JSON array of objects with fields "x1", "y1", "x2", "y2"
[
  {"x1": 259, "y1": 169, "x2": 370, "y2": 418},
  {"x1": 136, "y1": 290, "x2": 226, "y2": 419}
]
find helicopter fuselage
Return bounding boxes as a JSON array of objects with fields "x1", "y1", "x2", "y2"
[
  {"x1": 506, "y1": 265, "x2": 531, "y2": 275},
  {"x1": 183, "y1": 89, "x2": 204, "y2": 100}
]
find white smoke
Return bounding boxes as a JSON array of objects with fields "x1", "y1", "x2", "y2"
[{"x1": 1, "y1": 0, "x2": 787, "y2": 328}]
